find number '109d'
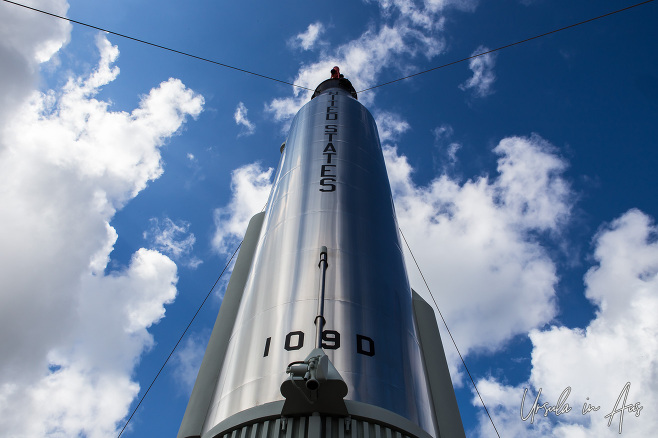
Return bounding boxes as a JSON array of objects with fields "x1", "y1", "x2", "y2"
[{"x1": 263, "y1": 330, "x2": 375, "y2": 357}]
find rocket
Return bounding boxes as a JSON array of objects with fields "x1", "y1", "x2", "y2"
[{"x1": 178, "y1": 70, "x2": 466, "y2": 438}]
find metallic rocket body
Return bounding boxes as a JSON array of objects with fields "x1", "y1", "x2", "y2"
[{"x1": 179, "y1": 79, "x2": 465, "y2": 438}]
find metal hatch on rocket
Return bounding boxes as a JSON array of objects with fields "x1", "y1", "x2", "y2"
[{"x1": 178, "y1": 68, "x2": 466, "y2": 438}]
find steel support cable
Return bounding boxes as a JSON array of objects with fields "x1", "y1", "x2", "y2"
[
  {"x1": 399, "y1": 228, "x2": 501, "y2": 438},
  {"x1": 358, "y1": 0, "x2": 656, "y2": 93},
  {"x1": 116, "y1": 241, "x2": 243, "y2": 438},
  {"x1": 1, "y1": 0, "x2": 313, "y2": 92}
]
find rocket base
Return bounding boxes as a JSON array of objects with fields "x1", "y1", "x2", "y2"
[{"x1": 201, "y1": 400, "x2": 432, "y2": 438}]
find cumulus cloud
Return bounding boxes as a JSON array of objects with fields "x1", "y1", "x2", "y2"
[
  {"x1": 433, "y1": 123, "x2": 461, "y2": 165},
  {"x1": 268, "y1": 0, "x2": 483, "y2": 126},
  {"x1": 0, "y1": 0, "x2": 70, "y2": 127},
  {"x1": 374, "y1": 0, "x2": 435, "y2": 29},
  {"x1": 384, "y1": 134, "x2": 572, "y2": 379},
  {"x1": 472, "y1": 209, "x2": 658, "y2": 437},
  {"x1": 433, "y1": 123, "x2": 454, "y2": 141},
  {"x1": 370, "y1": 0, "x2": 474, "y2": 29},
  {"x1": 0, "y1": 31, "x2": 203, "y2": 437},
  {"x1": 376, "y1": 111, "x2": 411, "y2": 142},
  {"x1": 234, "y1": 101, "x2": 255, "y2": 136},
  {"x1": 369, "y1": 0, "x2": 478, "y2": 29},
  {"x1": 0, "y1": 248, "x2": 178, "y2": 438},
  {"x1": 172, "y1": 332, "x2": 210, "y2": 394},
  {"x1": 460, "y1": 45, "x2": 497, "y2": 97},
  {"x1": 212, "y1": 163, "x2": 273, "y2": 255},
  {"x1": 289, "y1": 22, "x2": 325, "y2": 51},
  {"x1": 267, "y1": 21, "x2": 446, "y2": 124},
  {"x1": 144, "y1": 217, "x2": 202, "y2": 268},
  {"x1": 445, "y1": 142, "x2": 462, "y2": 163}
]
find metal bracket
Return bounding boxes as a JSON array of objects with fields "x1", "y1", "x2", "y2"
[{"x1": 281, "y1": 348, "x2": 349, "y2": 416}]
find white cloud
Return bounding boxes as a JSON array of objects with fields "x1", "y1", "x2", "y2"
[
  {"x1": 234, "y1": 101, "x2": 255, "y2": 136},
  {"x1": 433, "y1": 124, "x2": 461, "y2": 165},
  {"x1": 267, "y1": 23, "x2": 446, "y2": 124},
  {"x1": 212, "y1": 163, "x2": 273, "y2": 255},
  {"x1": 0, "y1": 0, "x2": 71, "y2": 63},
  {"x1": 0, "y1": 30, "x2": 203, "y2": 437},
  {"x1": 0, "y1": 0, "x2": 70, "y2": 127},
  {"x1": 472, "y1": 209, "x2": 658, "y2": 437},
  {"x1": 0, "y1": 248, "x2": 178, "y2": 438},
  {"x1": 172, "y1": 332, "x2": 210, "y2": 394},
  {"x1": 376, "y1": 111, "x2": 411, "y2": 143},
  {"x1": 289, "y1": 22, "x2": 325, "y2": 51},
  {"x1": 446, "y1": 142, "x2": 462, "y2": 162},
  {"x1": 460, "y1": 45, "x2": 497, "y2": 97},
  {"x1": 144, "y1": 217, "x2": 202, "y2": 268},
  {"x1": 377, "y1": 0, "x2": 434, "y2": 29},
  {"x1": 369, "y1": 0, "x2": 478, "y2": 29},
  {"x1": 494, "y1": 135, "x2": 570, "y2": 230},
  {"x1": 433, "y1": 123, "x2": 454, "y2": 140},
  {"x1": 268, "y1": 0, "x2": 482, "y2": 127},
  {"x1": 384, "y1": 134, "x2": 572, "y2": 379}
]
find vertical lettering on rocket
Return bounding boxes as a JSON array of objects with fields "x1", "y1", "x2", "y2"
[
  {"x1": 326, "y1": 107, "x2": 338, "y2": 120},
  {"x1": 320, "y1": 96, "x2": 339, "y2": 192}
]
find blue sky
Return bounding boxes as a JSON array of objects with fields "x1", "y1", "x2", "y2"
[{"x1": 0, "y1": 0, "x2": 657, "y2": 437}]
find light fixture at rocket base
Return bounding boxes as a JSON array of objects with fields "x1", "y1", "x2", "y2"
[{"x1": 178, "y1": 77, "x2": 466, "y2": 438}]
